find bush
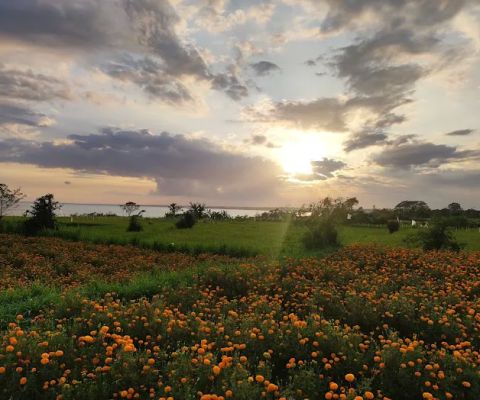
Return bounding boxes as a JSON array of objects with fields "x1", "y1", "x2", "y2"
[
  {"x1": 24, "y1": 194, "x2": 60, "y2": 235},
  {"x1": 387, "y1": 220, "x2": 400, "y2": 234},
  {"x1": 127, "y1": 215, "x2": 143, "y2": 232},
  {"x1": 175, "y1": 212, "x2": 196, "y2": 229},
  {"x1": 302, "y1": 218, "x2": 339, "y2": 249},
  {"x1": 406, "y1": 219, "x2": 464, "y2": 252}
]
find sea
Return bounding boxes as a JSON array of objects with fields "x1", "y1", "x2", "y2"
[{"x1": 8, "y1": 202, "x2": 269, "y2": 218}]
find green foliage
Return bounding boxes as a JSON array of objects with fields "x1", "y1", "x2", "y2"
[
  {"x1": 127, "y1": 215, "x2": 143, "y2": 232},
  {"x1": 0, "y1": 183, "x2": 25, "y2": 219},
  {"x1": 207, "y1": 210, "x2": 231, "y2": 220},
  {"x1": 188, "y1": 202, "x2": 207, "y2": 219},
  {"x1": 175, "y1": 211, "x2": 197, "y2": 229},
  {"x1": 301, "y1": 196, "x2": 353, "y2": 250},
  {"x1": 302, "y1": 217, "x2": 339, "y2": 249},
  {"x1": 120, "y1": 201, "x2": 140, "y2": 216},
  {"x1": 165, "y1": 202, "x2": 182, "y2": 217},
  {"x1": 387, "y1": 219, "x2": 400, "y2": 233},
  {"x1": 406, "y1": 219, "x2": 465, "y2": 252},
  {"x1": 24, "y1": 194, "x2": 60, "y2": 235}
]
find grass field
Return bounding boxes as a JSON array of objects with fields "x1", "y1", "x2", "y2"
[
  {"x1": 1, "y1": 234, "x2": 480, "y2": 399},
  {"x1": 3, "y1": 216, "x2": 479, "y2": 257}
]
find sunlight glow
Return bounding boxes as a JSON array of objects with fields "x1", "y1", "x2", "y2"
[{"x1": 277, "y1": 135, "x2": 327, "y2": 175}]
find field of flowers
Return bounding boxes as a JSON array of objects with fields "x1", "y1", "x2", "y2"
[
  {"x1": 0, "y1": 234, "x2": 235, "y2": 290},
  {"x1": 1, "y1": 235, "x2": 480, "y2": 399}
]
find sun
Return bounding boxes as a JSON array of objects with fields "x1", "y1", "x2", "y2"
[{"x1": 277, "y1": 136, "x2": 326, "y2": 175}]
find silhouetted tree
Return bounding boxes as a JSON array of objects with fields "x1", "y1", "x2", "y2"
[
  {"x1": 24, "y1": 194, "x2": 61, "y2": 234},
  {"x1": 121, "y1": 201, "x2": 140, "y2": 217},
  {"x1": 0, "y1": 183, "x2": 25, "y2": 220},
  {"x1": 447, "y1": 202, "x2": 462, "y2": 215},
  {"x1": 167, "y1": 203, "x2": 182, "y2": 217},
  {"x1": 189, "y1": 202, "x2": 207, "y2": 219}
]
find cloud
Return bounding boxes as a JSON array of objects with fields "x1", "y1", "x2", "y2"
[
  {"x1": 244, "y1": 134, "x2": 277, "y2": 148},
  {"x1": 188, "y1": 0, "x2": 276, "y2": 33},
  {"x1": 445, "y1": 129, "x2": 475, "y2": 136},
  {"x1": 372, "y1": 136, "x2": 479, "y2": 169},
  {"x1": 344, "y1": 131, "x2": 388, "y2": 152},
  {"x1": 425, "y1": 169, "x2": 480, "y2": 188},
  {"x1": 0, "y1": 0, "x2": 132, "y2": 49},
  {"x1": 0, "y1": 128, "x2": 283, "y2": 201},
  {"x1": 292, "y1": 158, "x2": 346, "y2": 181},
  {"x1": 311, "y1": 158, "x2": 346, "y2": 178},
  {"x1": 249, "y1": 61, "x2": 280, "y2": 76},
  {"x1": 101, "y1": 55, "x2": 193, "y2": 104},
  {"x1": 0, "y1": 65, "x2": 71, "y2": 102},
  {"x1": 0, "y1": 102, "x2": 55, "y2": 128},
  {"x1": 211, "y1": 72, "x2": 249, "y2": 100},
  {"x1": 0, "y1": 0, "x2": 247, "y2": 102},
  {"x1": 245, "y1": 93, "x2": 408, "y2": 132},
  {"x1": 319, "y1": 0, "x2": 467, "y2": 34},
  {"x1": 317, "y1": 1, "x2": 474, "y2": 137}
]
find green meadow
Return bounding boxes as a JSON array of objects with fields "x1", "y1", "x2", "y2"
[{"x1": 3, "y1": 215, "x2": 479, "y2": 257}]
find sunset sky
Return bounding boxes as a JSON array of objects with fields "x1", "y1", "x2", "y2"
[{"x1": 0, "y1": 0, "x2": 479, "y2": 208}]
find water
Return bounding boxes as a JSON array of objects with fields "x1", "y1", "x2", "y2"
[{"x1": 8, "y1": 202, "x2": 268, "y2": 218}]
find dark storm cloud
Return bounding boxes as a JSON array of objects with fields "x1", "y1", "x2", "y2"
[
  {"x1": 344, "y1": 131, "x2": 388, "y2": 152},
  {"x1": 0, "y1": 128, "x2": 282, "y2": 199},
  {"x1": 249, "y1": 61, "x2": 280, "y2": 76},
  {"x1": 0, "y1": 102, "x2": 53, "y2": 127},
  {"x1": 445, "y1": 129, "x2": 475, "y2": 136},
  {"x1": 372, "y1": 136, "x2": 480, "y2": 169},
  {"x1": 0, "y1": 65, "x2": 71, "y2": 102}
]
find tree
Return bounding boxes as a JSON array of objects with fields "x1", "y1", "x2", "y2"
[
  {"x1": 24, "y1": 194, "x2": 61, "y2": 234},
  {"x1": 302, "y1": 197, "x2": 352, "y2": 250},
  {"x1": 167, "y1": 203, "x2": 182, "y2": 217},
  {"x1": 189, "y1": 202, "x2": 207, "y2": 219},
  {"x1": 447, "y1": 202, "x2": 462, "y2": 215},
  {"x1": 309, "y1": 197, "x2": 358, "y2": 222},
  {"x1": 0, "y1": 183, "x2": 25, "y2": 220},
  {"x1": 120, "y1": 201, "x2": 140, "y2": 217},
  {"x1": 394, "y1": 200, "x2": 430, "y2": 219}
]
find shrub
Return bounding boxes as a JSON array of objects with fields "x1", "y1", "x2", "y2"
[
  {"x1": 127, "y1": 215, "x2": 143, "y2": 232},
  {"x1": 175, "y1": 211, "x2": 196, "y2": 229},
  {"x1": 386, "y1": 220, "x2": 400, "y2": 234},
  {"x1": 188, "y1": 202, "x2": 207, "y2": 219},
  {"x1": 406, "y1": 219, "x2": 464, "y2": 252},
  {"x1": 24, "y1": 194, "x2": 60, "y2": 235},
  {"x1": 302, "y1": 218, "x2": 339, "y2": 249}
]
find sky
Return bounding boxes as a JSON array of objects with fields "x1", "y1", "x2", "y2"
[{"x1": 0, "y1": 0, "x2": 479, "y2": 209}]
